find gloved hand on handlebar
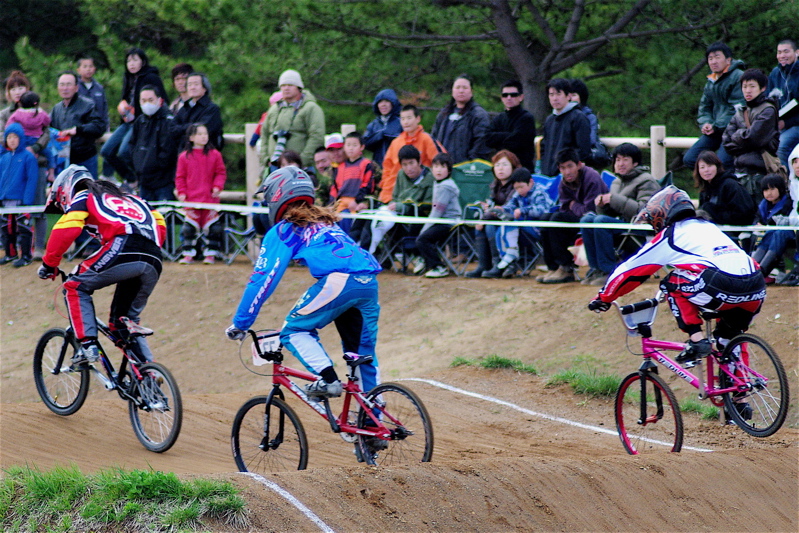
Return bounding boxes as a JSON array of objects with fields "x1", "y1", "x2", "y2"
[
  {"x1": 37, "y1": 262, "x2": 58, "y2": 280},
  {"x1": 225, "y1": 324, "x2": 246, "y2": 341},
  {"x1": 588, "y1": 299, "x2": 611, "y2": 312}
]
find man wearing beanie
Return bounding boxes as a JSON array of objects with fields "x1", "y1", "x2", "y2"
[{"x1": 261, "y1": 69, "x2": 326, "y2": 173}]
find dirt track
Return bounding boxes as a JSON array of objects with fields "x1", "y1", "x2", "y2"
[{"x1": 1, "y1": 262, "x2": 797, "y2": 531}]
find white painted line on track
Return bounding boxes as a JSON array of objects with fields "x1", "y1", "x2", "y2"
[
  {"x1": 401, "y1": 378, "x2": 714, "y2": 453},
  {"x1": 240, "y1": 472, "x2": 336, "y2": 533}
]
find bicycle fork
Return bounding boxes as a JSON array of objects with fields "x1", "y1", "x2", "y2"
[{"x1": 637, "y1": 362, "x2": 664, "y2": 425}]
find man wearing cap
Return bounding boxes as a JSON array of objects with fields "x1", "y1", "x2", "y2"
[
  {"x1": 324, "y1": 132, "x2": 346, "y2": 170},
  {"x1": 261, "y1": 69, "x2": 326, "y2": 172}
]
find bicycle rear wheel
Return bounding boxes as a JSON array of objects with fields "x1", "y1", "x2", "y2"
[
  {"x1": 231, "y1": 396, "x2": 308, "y2": 472},
  {"x1": 615, "y1": 372, "x2": 683, "y2": 455},
  {"x1": 356, "y1": 382, "x2": 434, "y2": 466},
  {"x1": 128, "y1": 362, "x2": 182, "y2": 453},
  {"x1": 33, "y1": 328, "x2": 89, "y2": 416},
  {"x1": 719, "y1": 334, "x2": 789, "y2": 437}
]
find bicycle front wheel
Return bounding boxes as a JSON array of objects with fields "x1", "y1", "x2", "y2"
[
  {"x1": 33, "y1": 328, "x2": 89, "y2": 416},
  {"x1": 356, "y1": 382, "x2": 434, "y2": 466},
  {"x1": 719, "y1": 334, "x2": 789, "y2": 437},
  {"x1": 615, "y1": 372, "x2": 683, "y2": 455},
  {"x1": 128, "y1": 362, "x2": 182, "y2": 453},
  {"x1": 231, "y1": 396, "x2": 308, "y2": 473}
]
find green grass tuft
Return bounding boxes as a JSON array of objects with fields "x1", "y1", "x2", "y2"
[
  {"x1": 680, "y1": 398, "x2": 720, "y2": 420},
  {"x1": 1, "y1": 465, "x2": 248, "y2": 532},
  {"x1": 547, "y1": 368, "x2": 620, "y2": 397},
  {"x1": 450, "y1": 354, "x2": 537, "y2": 375}
]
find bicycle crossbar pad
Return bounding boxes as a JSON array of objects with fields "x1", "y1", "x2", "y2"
[{"x1": 619, "y1": 298, "x2": 659, "y2": 315}]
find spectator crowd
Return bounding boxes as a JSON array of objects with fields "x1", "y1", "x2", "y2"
[{"x1": 1, "y1": 40, "x2": 797, "y2": 284}]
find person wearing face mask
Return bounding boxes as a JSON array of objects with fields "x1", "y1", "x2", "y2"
[
  {"x1": 101, "y1": 48, "x2": 168, "y2": 186},
  {"x1": 129, "y1": 86, "x2": 177, "y2": 201}
]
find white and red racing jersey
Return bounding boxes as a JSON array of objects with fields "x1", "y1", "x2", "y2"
[
  {"x1": 597, "y1": 218, "x2": 758, "y2": 302},
  {"x1": 43, "y1": 190, "x2": 166, "y2": 267}
]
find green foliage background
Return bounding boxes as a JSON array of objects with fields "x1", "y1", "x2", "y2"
[{"x1": 2, "y1": 0, "x2": 796, "y2": 187}]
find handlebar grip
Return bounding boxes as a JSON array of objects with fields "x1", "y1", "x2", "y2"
[{"x1": 619, "y1": 298, "x2": 659, "y2": 315}]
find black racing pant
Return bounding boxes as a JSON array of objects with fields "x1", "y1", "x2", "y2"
[{"x1": 63, "y1": 234, "x2": 162, "y2": 341}]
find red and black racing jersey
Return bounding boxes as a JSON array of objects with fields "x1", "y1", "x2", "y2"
[{"x1": 43, "y1": 190, "x2": 166, "y2": 267}]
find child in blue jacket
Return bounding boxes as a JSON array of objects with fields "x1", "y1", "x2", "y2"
[
  {"x1": 226, "y1": 166, "x2": 382, "y2": 399},
  {"x1": 0, "y1": 123, "x2": 38, "y2": 266}
]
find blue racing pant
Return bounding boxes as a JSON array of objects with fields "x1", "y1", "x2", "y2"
[{"x1": 281, "y1": 272, "x2": 380, "y2": 393}]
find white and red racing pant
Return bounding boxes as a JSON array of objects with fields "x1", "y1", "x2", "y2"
[{"x1": 659, "y1": 269, "x2": 765, "y2": 340}]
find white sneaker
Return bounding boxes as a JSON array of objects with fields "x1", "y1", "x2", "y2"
[
  {"x1": 424, "y1": 265, "x2": 449, "y2": 278},
  {"x1": 413, "y1": 258, "x2": 426, "y2": 275},
  {"x1": 305, "y1": 379, "x2": 343, "y2": 400}
]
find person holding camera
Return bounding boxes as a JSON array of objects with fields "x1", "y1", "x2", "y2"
[{"x1": 260, "y1": 69, "x2": 326, "y2": 175}]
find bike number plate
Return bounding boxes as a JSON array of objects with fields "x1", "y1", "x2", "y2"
[{"x1": 253, "y1": 333, "x2": 280, "y2": 366}]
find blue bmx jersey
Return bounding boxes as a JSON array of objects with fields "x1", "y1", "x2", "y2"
[{"x1": 233, "y1": 221, "x2": 381, "y2": 330}]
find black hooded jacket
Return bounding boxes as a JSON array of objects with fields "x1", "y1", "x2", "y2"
[{"x1": 121, "y1": 64, "x2": 168, "y2": 118}]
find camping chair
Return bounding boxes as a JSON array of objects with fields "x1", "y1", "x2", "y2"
[
  {"x1": 223, "y1": 209, "x2": 260, "y2": 265},
  {"x1": 601, "y1": 170, "x2": 616, "y2": 191},
  {"x1": 440, "y1": 159, "x2": 496, "y2": 276},
  {"x1": 517, "y1": 227, "x2": 544, "y2": 276},
  {"x1": 158, "y1": 205, "x2": 185, "y2": 262},
  {"x1": 372, "y1": 200, "x2": 429, "y2": 273},
  {"x1": 532, "y1": 174, "x2": 561, "y2": 212},
  {"x1": 436, "y1": 207, "x2": 482, "y2": 276}
]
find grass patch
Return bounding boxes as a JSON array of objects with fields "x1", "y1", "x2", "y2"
[
  {"x1": 450, "y1": 354, "x2": 537, "y2": 375},
  {"x1": 546, "y1": 368, "x2": 621, "y2": 398},
  {"x1": 680, "y1": 398, "x2": 720, "y2": 420},
  {"x1": 1, "y1": 465, "x2": 247, "y2": 532}
]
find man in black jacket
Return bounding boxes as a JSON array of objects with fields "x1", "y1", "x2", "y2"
[
  {"x1": 173, "y1": 72, "x2": 223, "y2": 150},
  {"x1": 130, "y1": 86, "x2": 177, "y2": 201},
  {"x1": 50, "y1": 71, "x2": 105, "y2": 178},
  {"x1": 539, "y1": 78, "x2": 591, "y2": 177},
  {"x1": 485, "y1": 80, "x2": 537, "y2": 171},
  {"x1": 431, "y1": 75, "x2": 491, "y2": 164}
]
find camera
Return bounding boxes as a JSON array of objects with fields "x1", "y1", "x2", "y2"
[{"x1": 270, "y1": 130, "x2": 292, "y2": 163}]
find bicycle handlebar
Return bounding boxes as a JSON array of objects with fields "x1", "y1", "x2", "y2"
[
  {"x1": 247, "y1": 329, "x2": 261, "y2": 355},
  {"x1": 617, "y1": 297, "x2": 659, "y2": 315}
]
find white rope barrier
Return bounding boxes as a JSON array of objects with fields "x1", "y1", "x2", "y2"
[{"x1": 2, "y1": 200, "x2": 798, "y2": 232}]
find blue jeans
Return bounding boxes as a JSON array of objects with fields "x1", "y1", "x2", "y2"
[
  {"x1": 281, "y1": 273, "x2": 380, "y2": 393},
  {"x1": 683, "y1": 132, "x2": 733, "y2": 170},
  {"x1": 580, "y1": 213, "x2": 624, "y2": 274},
  {"x1": 101, "y1": 123, "x2": 134, "y2": 181},
  {"x1": 75, "y1": 155, "x2": 98, "y2": 180},
  {"x1": 139, "y1": 183, "x2": 175, "y2": 202},
  {"x1": 777, "y1": 126, "x2": 799, "y2": 170}
]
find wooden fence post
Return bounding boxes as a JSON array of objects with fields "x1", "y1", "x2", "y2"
[{"x1": 650, "y1": 125, "x2": 666, "y2": 180}]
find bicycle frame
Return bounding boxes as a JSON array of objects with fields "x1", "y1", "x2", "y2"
[
  {"x1": 247, "y1": 330, "x2": 392, "y2": 443},
  {"x1": 616, "y1": 295, "x2": 763, "y2": 404},
  {"x1": 638, "y1": 338, "x2": 745, "y2": 401},
  {"x1": 265, "y1": 364, "x2": 391, "y2": 441},
  {"x1": 56, "y1": 319, "x2": 149, "y2": 402}
]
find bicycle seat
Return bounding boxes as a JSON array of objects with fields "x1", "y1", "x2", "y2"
[
  {"x1": 120, "y1": 317, "x2": 154, "y2": 337},
  {"x1": 699, "y1": 309, "x2": 721, "y2": 320},
  {"x1": 343, "y1": 352, "x2": 374, "y2": 367}
]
